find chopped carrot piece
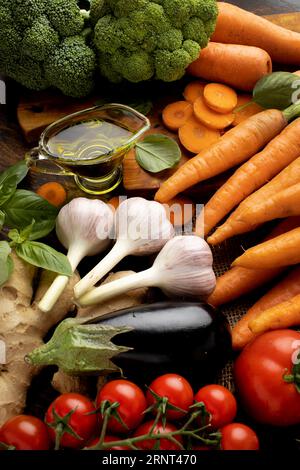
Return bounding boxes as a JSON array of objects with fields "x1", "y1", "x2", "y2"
[
  {"x1": 36, "y1": 182, "x2": 67, "y2": 207},
  {"x1": 162, "y1": 101, "x2": 193, "y2": 132},
  {"x1": 233, "y1": 95, "x2": 263, "y2": 126},
  {"x1": 107, "y1": 196, "x2": 120, "y2": 211},
  {"x1": 183, "y1": 81, "x2": 206, "y2": 103},
  {"x1": 204, "y1": 83, "x2": 238, "y2": 114},
  {"x1": 178, "y1": 115, "x2": 220, "y2": 154},
  {"x1": 193, "y1": 96, "x2": 235, "y2": 130}
]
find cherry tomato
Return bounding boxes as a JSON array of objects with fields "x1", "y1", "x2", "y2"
[
  {"x1": 45, "y1": 393, "x2": 98, "y2": 449},
  {"x1": 0, "y1": 415, "x2": 50, "y2": 450},
  {"x1": 96, "y1": 380, "x2": 147, "y2": 434},
  {"x1": 87, "y1": 435, "x2": 130, "y2": 450},
  {"x1": 133, "y1": 420, "x2": 183, "y2": 450},
  {"x1": 146, "y1": 374, "x2": 194, "y2": 421},
  {"x1": 220, "y1": 423, "x2": 259, "y2": 450},
  {"x1": 234, "y1": 330, "x2": 300, "y2": 426},
  {"x1": 194, "y1": 384, "x2": 237, "y2": 429}
]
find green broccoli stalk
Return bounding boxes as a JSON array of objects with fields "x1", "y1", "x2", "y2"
[
  {"x1": 0, "y1": 0, "x2": 96, "y2": 97},
  {"x1": 92, "y1": 0, "x2": 218, "y2": 83}
]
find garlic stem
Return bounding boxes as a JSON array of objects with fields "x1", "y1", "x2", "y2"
[
  {"x1": 38, "y1": 244, "x2": 88, "y2": 313},
  {"x1": 74, "y1": 239, "x2": 132, "y2": 299},
  {"x1": 78, "y1": 268, "x2": 156, "y2": 306}
]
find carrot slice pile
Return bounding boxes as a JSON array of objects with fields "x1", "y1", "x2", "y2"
[
  {"x1": 204, "y1": 83, "x2": 238, "y2": 114},
  {"x1": 162, "y1": 101, "x2": 193, "y2": 131},
  {"x1": 183, "y1": 81, "x2": 205, "y2": 103},
  {"x1": 233, "y1": 95, "x2": 263, "y2": 126},
  {"x1": 178, "y1": 115, "x2": 220, "y2": 154},
  {"x1": 194, "y1": 96, "x2": 235, "y2": 130}
]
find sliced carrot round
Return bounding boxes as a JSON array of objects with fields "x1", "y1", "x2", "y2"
[
  {"x1": 204, "y1": 83, "x2": 238, "y2": 114},
  {"x1": 193, "y1": 96, "x2": 235, "y2": 130},
  {"x1": 183, "y1": 81, "x2": 206, "y2": 103},
  {"x1": 233, "y1": 95, "x2": 263, "y2": 126},
  {"x1": 162, "y1": 101, "x2": 193, "y2": 132},
  {"x1": 178, "y1": 115, "x2": 220, "y2": 154},
  {"x1": 36, "y1": 182, "x2": 67, "y2": 207}
]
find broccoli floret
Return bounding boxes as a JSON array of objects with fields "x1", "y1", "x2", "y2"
[
  {"x1": 22, "y1": 16, "x2": 60, "y2": 61},
  {"x1": 90, "y1": 0, "x2": 110, "y2": 26},
  {"x1": 45, "y1": 36, "x2": 96, "y2": 97},
  {"x1": 92, "y1": 0, "x2": 218, "y2": 83},
  {"x1": 12, "y1": 0, "x2": 46, "y2": 29},
  {"x1": 0, "y1": 0, "x2": 96, "y2": 97},
  {"x1": 45, "y1": 0, "x2": 85, "y2": 37},
  {"x1": 6, "y1": 56, "x2": 49, "y2": 91}
]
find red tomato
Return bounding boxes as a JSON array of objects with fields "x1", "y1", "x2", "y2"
[
  {"x1": 234, "y1": 330, "x2": 300, "y2": 426},
  {"x1": 146, "y1": 374, "x2": 194, "y2": 420},
  {"x1": 220, "y1": 423, "x2": 259, "y2": 450},
  {"x1": 134, "y1": 420, "x2": 183, "y2": 450},
  {"x1": 87, "y1": 435, "x2": 130, "y2": 450},
  {"x1": 96, "y1": 380, "x2": 147, "y2": 434},
  {"x1": 194, "y1": 384, "x2": 237, "y2": 429},
  {"x1": 0, "y1": 415, "x2": 50, "y2": 450},
  {"x1": 45, "y1": 393, "x2": 98, "y2": 449}
]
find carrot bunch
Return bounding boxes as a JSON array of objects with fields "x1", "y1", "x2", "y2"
[{"x1": 162, "y1": 81, "x2": 262, "y2": 156}]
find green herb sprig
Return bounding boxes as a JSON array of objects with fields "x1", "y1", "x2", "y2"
[{"x1": 0, "y1": 161, "x2": 72, "y2": 286}]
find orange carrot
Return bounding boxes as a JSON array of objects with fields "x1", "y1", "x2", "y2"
[
  {"x1": 36, "y1": 182, "x2": 67, "y2": 207},
  {"x1": 249, "y1": 292, "x2": 300, "y2": 335},
  {"x1": 227, "y1": 182, "x2": 300, "y2": 235},
  {"x1": 203, "y1": 83, "x2": 238, "y2": 114},
  {"x1": 233, "y1": 266, "x2": 300, "y2": 349},
  {"x1": 163, "y1": 197, "x2": 194, "y2": 227},
  {"x1": 183, "y1": 81, "x2": 206, "y2": 103},
  {"x1": 154, "y1": 109, "x2": 287, "y2": 204},
  {"x1": 162, "y1": 101, "x2": 193, "y2": 132},
  {"x1": 200, "y1": 118, "x2": 300, "y2": 237},
  {"x1": 178, "y1": 115, "x2": 220, "y2": 154},
  {"x1": 209, "y1": 154, "x2": 300, "y2": 245},
  {"x1": 212, "y1": 2, "x2": 300, "y2": 64},
  {"x1": 187, "y1": 42, "x2": 272, "y2": 92},
  {"x1": 294, "y1": 71, "x2": 300, "y2": 77},
  {"x1": 233, "y1": 95, "x2": 263, "y2": 126},
  {"x1": 207, "y1": 216, "x2": 300, "y2": 308},
  {"x1": 233, "y1": 227, "x2": 300, "y2": 270},
  {"x1": 193, "y1": 96, "x2": 235, "y2": 130}
]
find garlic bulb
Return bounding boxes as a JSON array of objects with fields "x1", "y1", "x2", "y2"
[
  {"x1": 78, "y1": 235, "x2": 216, "y2": 307},
  {"x1": 74, "y1": 197, "x2": 174, "y2": 298},
  {"x1": 39, "y1": 198, "x2": 114, "y2": 312}
]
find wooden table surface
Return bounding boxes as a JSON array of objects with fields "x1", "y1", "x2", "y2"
[{"x1": 1, "y1": 1, "x2": 300, "y2": 177}]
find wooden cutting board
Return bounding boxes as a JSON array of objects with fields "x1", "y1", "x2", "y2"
[{"x1": 16, "y1": 12, "x2": 300, "y2": 195}]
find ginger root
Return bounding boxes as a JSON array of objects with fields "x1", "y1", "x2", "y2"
[
  {"x1": 51, "y1": 271, "x2": 149, "y2": 395},
  {"x1": 0, "y1": 252, "x2": 79, "y2": 425}
]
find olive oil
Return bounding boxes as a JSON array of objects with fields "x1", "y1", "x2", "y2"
[{"x1": 47, "y1": 119, "x2": 134, "y2": 178}]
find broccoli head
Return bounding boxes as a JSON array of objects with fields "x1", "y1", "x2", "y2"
[
  {"x1": 0, "y1": 0, "x2": 96, "y2": 97},
  {"x1": 92, "y1": 0, "x2": 218, "y2": 83}
]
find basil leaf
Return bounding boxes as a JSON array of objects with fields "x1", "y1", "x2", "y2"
[
  {"x1": 0, "y1": 241, "x2": 12, "y2": 287},
  {"x1": 253, "y1": 72, "x2": 300, "y2": 110},
  {"x1": 0, "y1": 161, "x2": 28, "y2": 186},
  {"x1": 0, "y1": 210, "x2": 5, "y2": 229},
  {"x1": 136, "y1": 134, "x2": 181, "y2": 173},
  {"x1": 0, "y1": 175, "x2": 18, "y2": 207},
  {"x1": 127, "y1": 100, "x2": 153, "y2": 116},
  {"x1": 16, "y1": 241, "x2": 72, "y2": 276},
  {"x1": 3, "y1": 190, "x2": 58, "y2": 239},
  {"x1": 8, "y1": 228, "x2": 23, "y2": 244}
]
